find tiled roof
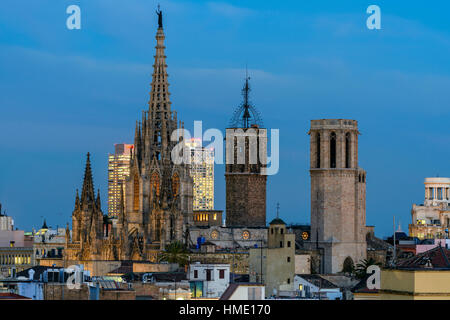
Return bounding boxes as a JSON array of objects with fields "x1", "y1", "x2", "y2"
[
  {"x1": 122, "y1": 272, "x2": 187, "y2": 282},
  {"x1": 16, "y1": 265, "x2": 49, "y2": 280},
  {"x1": 298, "y1": 274, "x2": 338, "y2": 289},
  {"x1": 351, "y1": 275, "x2": 378, "y2": 294},
  {"x1": 396, "y1": 245, "x2": 450, "y2": 270},
  {"x1": 108, "y1": 265, "x2": 133, "y2": 275},
  {"x1": 219, "y1": 283, "x2": 239, "y2": 300},
  {"x1": 0, "y1": 293, "x2": 31, "y2": 300}
]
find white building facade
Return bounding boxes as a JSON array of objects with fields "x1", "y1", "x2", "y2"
[{"x1": 188, "y1": 263, "x2": 230, "y2": 298}]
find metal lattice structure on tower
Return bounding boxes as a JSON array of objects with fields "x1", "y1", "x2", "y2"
[{"x1": 229, "y1": 76, "x2": 264, "y2": 128}]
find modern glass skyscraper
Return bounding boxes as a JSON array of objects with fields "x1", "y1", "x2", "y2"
[
  {"x1": 186, "y1": 138, "x2": 215, "y2": 210},
  {"x1": 108, "y1": 144, "x2": 133, "y2": 218}
]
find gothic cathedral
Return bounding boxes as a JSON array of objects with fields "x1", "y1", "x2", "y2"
[{"x1": 66, "y1": 11, "x2": 193, "y2": 262}]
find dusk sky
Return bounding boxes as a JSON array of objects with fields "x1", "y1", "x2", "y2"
[{"x1": 1, "y1": 0, "x2": 450, "y2": 237}]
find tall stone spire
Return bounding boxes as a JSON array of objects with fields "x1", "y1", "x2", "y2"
[
  {"x1": 74, "y1": 189, "x2": 80, "y2": 210},
  {"x1": 143, "y1": 8, "x2": 177, "y2": 163},
  {"x1": 96, "y1": 189, "x2": 101, "y2": 210},
  {"x1": 81, "y1": 152, "x2": 95, "y2": 205},
  {"x1": 148, "y1": 10, "x2": 171, "y2": 116}
]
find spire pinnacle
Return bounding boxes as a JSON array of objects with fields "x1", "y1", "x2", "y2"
[
  {"x1": 75, "y1": 189, "x2": 80, "y2": 210},
  {"x1": 96, "y1": 189, "x2": 101, "y2": 210},
  {"x1": 148, "y1": 10, "x2": 171, "y2": 115},
  {"x1": 81, "y1": 152, "x2": 95, "y2": 204}
]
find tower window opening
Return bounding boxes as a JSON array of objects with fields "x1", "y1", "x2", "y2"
[
  {"x1": 316, "y1": 133, "x2": 321, "y2": 168},
  {"x1": 133, "y1": 174, "x2": 139, "y2": 211},
  {"x1": 330, "y1": 132, "x2": 336, "y2": 168},
  {"x1": 345, "y1": 132, "x2": 351, "y2": 168}
]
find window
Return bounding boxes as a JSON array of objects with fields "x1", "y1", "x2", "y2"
[
  {"x1": 316, "y1": 133, "x2": 321, "y2": 168},
  {"x1": 133, "y1": 173, "x2": 139, "y2": 211},
  {"x1": 219, "y1": 269, "x2": 225, "y2": 279},
  {"x1": 194, "y1": 270, "x2": 198, "y2": 278},
  {"x1": 271, "y1": 228, "x2": 274, "y2": 234},
  {"x1": 172, "y1": 173, "x2": 180, "y2": 198},
  {"x1": 211, "y1": 230, "x2": 219, "y2": 240},
  {"x1": 150, "y1": 172, "x2": 160, "y2": 198},
  {"x1": 287, "y1": 257, "x2": 291, "y2": 262},
  {"x1": 280, "y1": 241, "x2": 283, "y2": 247},
  {"x1": 330, "y1": 132, "x2": 336, "y2": 168},
  {"x1": 345, "y1": 132, "x2": 351, "y2": 168},
  {"x1": 428, "y1": 188, "x2": 434, "y2": 200},
  {"x1": 287, "y1": 278, "x2": 290, "y2": 284},
  {"x1": 206, "y1": 269, "x2": 212, "y2": 281},
  {"x1": 287, "y1": 241, "x2": 291, "y2": 247},
  {"x1": 280, "y1": 229, "x2": 284, "y2": 234},
  {"x1": 438, "y1": 188, "x2": 443, "y2": 200}
]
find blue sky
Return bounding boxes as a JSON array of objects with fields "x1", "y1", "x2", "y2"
[{"x1": 1, "y1": 0, "x2": 450, "y2": 237}]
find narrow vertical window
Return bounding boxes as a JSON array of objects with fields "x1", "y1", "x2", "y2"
[
  {"x1": 345, "y1": 132, "x2": 351, "y2": 168},
  {"x1": 316, "y1": 133, "x2": 321, "y2": 168},
  {"x1": 133, "y1": 173, "x2": 139, "y2": 211},
  {"x1": 172, "y1": 173, "x2": 180, "y2": 198},
  {"x1": 330, "y1": 132, "x2": 336, "y2": 168}
]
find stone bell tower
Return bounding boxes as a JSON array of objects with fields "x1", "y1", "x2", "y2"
[
  {"x1": 308, "y1": 119, "x2": 367, "y2": 274},
  {"x1": 225, "y1": 76, "x2": 267, "y2": 227}
]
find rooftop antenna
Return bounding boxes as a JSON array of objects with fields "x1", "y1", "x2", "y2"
[
  {"x1": 242, "y1": 70, "x2": 251, "y2": 129},
  {"x1": 276, "y1": 202, "x2": 280, "y2": 219},
  {"x1": 392, "y1": 215, "x2": 396, "y2": 267}
]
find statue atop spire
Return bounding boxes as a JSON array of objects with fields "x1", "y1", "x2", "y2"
[{"x1": 156, "y1": 5, "x2": 163, "y2": 29}]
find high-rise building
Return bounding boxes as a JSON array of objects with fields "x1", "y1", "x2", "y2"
[
  {"x1": 108, "y1": 144, "x2": 133, "y2": 219},
  {"x1": 308, "y1": 119, "x2": 367, "y2": 274},
  {"x1": 186, "y1": 138, "x2": 214, "y2": 210},
  {"x1": 0, "y1": 203, "x2": 14, "y2": 231}
]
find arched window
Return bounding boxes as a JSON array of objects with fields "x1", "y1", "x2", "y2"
[
  {"x1": 133, "y1": 173, "x2": 139, "y2": 211},
  {"x1": 316, "y1": 133, "x2": 321, "y2": 168},
  {"x1": 172, "y1": 173, "x2": 180, "y2": 198},
  {"x1": 345, "y1": 132, "x2": 351, "y2": 168},
  {"x1": 330, "y1": 132, "x2": 336, "y2": 168},
  {"x1": 342, "y1": 256, "x2": 354, "y2": 273},
  {"x1": 151, "y1": 172, "x2": 160, "y2": 198}
]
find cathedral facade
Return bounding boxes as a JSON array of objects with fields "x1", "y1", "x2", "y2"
[{"x1": 65, "y1": 12, "x2": 193, "y2": 263}]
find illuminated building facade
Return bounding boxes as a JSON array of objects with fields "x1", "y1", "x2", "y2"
[
  {"x1": 108, "y1": 144, "x2": 133, "y2": 219},
  {"x1": 409, "y1": 177, "x2": 450, "y2": 239},
  {"x1": 186, "y1": 138, "x2": 215, "y2": 211}
]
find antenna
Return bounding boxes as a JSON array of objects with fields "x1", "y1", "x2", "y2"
[
  {"x1": 276, "y1": 202, "x2": 280, "y2": 219},
  {"x1": 393, "y1": 216, "x2": 396, "y2": 267}
]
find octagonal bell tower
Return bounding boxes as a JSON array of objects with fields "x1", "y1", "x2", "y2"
[{"x1": 308, "y1": 119, "x2": 367, "y2": 274}]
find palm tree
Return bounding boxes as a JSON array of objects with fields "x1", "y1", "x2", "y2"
[
  {"x1": 355, "y1": 258, "x2": 381, "y2": 279},
  {"x1": 158, "y1": 241, "x2": 189, "y2": 266}
]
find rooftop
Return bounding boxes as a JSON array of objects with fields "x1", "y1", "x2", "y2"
[{"x1": 395, "y1": 245, "x2": 450, "y2": 270}]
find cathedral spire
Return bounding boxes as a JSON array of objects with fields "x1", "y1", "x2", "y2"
[
  {"x1": 96, "y1": 189, "x2": 101, "y2": 210},
  {"x1": 81, "y1": 152, "x2": 95, "y2": 204},
  {"x1": 148, "y1": 8, "x2": 171, "y2": 115},
  {"x1": 74, "y1": 189, "x2": 80, "y2": 210}
]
